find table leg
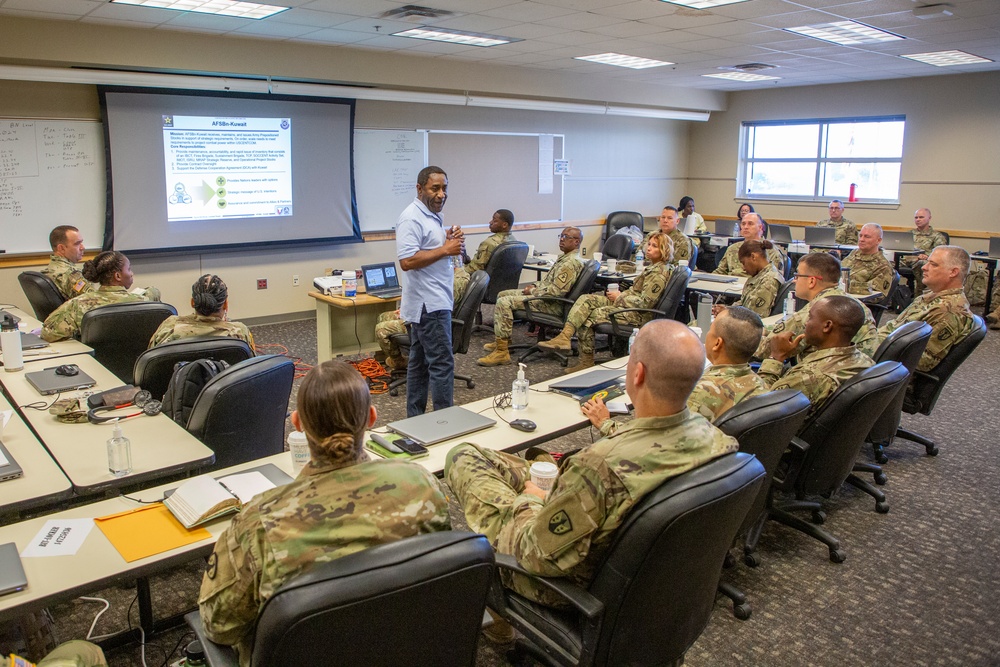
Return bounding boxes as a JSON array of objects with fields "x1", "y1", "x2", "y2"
[
  {"x1": 981, "y1": 259, "x2": 995, "y2": 317},
  {"x1": 315, "y1": 301, "x2": 334, "y2": 363}
]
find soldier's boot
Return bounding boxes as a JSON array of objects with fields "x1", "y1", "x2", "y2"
[
  {"x1": 537, "y1": 324, "x2": 575, "y2": 352},
  {"x1": 483, "y1": 339, "x2": 497, "y2": 352},
  {"x1": 988, "y1": 307, "x2": 1000, "y2": 329},
  {"x1": 564, "y1": 352, "x2": 595, "y2": 374},
  {"x1": 482, "y1": 608, "x2": 515, "y2": 644},
  {"x1": 477, "y1": 339, "x2": 512, "y2": 366},
  {"x1": 385, "y1": 354, "x2": 408, "y2": 370}
]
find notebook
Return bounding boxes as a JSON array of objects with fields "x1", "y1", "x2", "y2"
[
  {"x1": 361, "y1": 262, "x2": 403, "y2": 299},
  {"x1": 681, "y1": 216, "x2": 698, "y2": 236},
  {"x1": 803, "y1": 226, "x2": 837, "y2": 245},
  {"x1": 387, "y1": 406, "x2": 496, "y2": 445},
  {"x1": 881, "y1": 231, "x2": 916, "y2": 251},
  {"x1": 691, "y1": 272, "x2": 739, "y2": 284},
  {"x1": 0, "y1": 542, "x2": 28, "y2": 596},
  {"x1": 768, "y1": 224, "x2": 793, "y2": 243},
  {"x1": 0, "y1": 440, "x2": 24, "y2": 483},
  {"x1": 548, "y1": 367, "x2": 626, "y2": 398},
  {"x1": 24, "y1": 365, "x2": 97, "y2": 396},
  {"x1": 0, "y1": 332, "x2": 49, "y2": 351}
]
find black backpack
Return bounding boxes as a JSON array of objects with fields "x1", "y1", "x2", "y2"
[{"x1": 162, "y1": 359, "x2": 230, "y2": 426}]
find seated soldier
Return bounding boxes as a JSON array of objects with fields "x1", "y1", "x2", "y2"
[
  {"x1": 841, "y1": 223, "x2": 894, "y2": 302},
  {"x1": 148, "y1": 274, "x2": 254, "y2": 350},
  {"x1": 478, "y1": 227, "x2": 583, "y2": 366},
  {"x1": 643, "y1": 206, "x2": 692, "y2": 265},
  {"x1": 714, "y1": 213, "x2": 787, "y2": 277},
  {"x1": 817, "y1": 199, "x2": 859, "y2": 245},
  {"x1": 198, "y1": 361, "x2": 450, "y2": 666},
  {"x1": 679, "y1": 196, "x2": 708, "y2": 235},
  {"x1": 453, "y1": 208, "x2": 516, "y2": 300},
  {"x1": 41, "y1": 225, "x2": 92, "y2": 300},
  {"x1": 758, "y1": 295, "x2": 874, "y2": 416},
  {"x1": 726, "y1": 239, "x2": 784, "y2": 317},
  {"x1": 446, "y1": 321, "x2": 737, "y2": 635},
  {"x1": 876, "y1": 245, "x2": 975, "y2": 372}
]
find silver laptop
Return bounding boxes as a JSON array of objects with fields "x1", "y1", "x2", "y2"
[
  {"x1": 0, "y1": 440, "x2": 23, "y2": 482},
  {"x1": 361, "y1": 262, "x2": 403, "y2": 299},
  {"x1": 387, "y1": 406, "x2": 496, "y2": 445},
  {"x1": 804, "y1": 226, "x2": 837, "y2": 245},
  {"x1": 881, "y1": 231, "x2": 916, "y2": 251},
  {"x1": 24, "y1": 365, "x2": 97, "y2": 396},
  {"x1": 711, "y1": 220, "x2": 738, "y2": 237},
  {"x1": 549, "y1": 368, "x2": 626, "y2": 398},
  {"x1": 0, "y1": 332, "x2": 49, "y2": 351},
  {"x1": 768, "y1": 224, "x2": 793, "y2": 244},
  {"x1": 988, "y1": 236, "x2": 1000, "y2": 258},
  {"x1": 0, "y1": 542, "x2": 28, "y2": 597}
]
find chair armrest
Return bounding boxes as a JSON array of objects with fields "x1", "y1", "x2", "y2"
[
  {"x1": 491, "y1": 553, "x2": 604, "y2": 620},
  {"x1": 184, "y1": 611, "x2": 240, "y2": 667},
  {"x1": 788, "y1": 436, "x2": 809, "y2": 454},
  {"x1": 912, "y1": 369, "x2": 941, "y2": 384},
  {"x1": 607, "y1": 308, "x2": 663, "y2": 337},
  {"x1": 522, "y1": 296, "x2": 575, "y2": 320}
]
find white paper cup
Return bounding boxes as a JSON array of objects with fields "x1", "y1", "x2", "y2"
[
  {"x1": 530, "y1": 461, "x2": 559, "y2": 492},
  {"x1": 607, "y1": 258, "x2": 617, "y2": 273},
  {"x1": 527, "y1": 244, "x2": 535, "y2": 258},
  {"x1": 678, "y1": 260, "x2": 689, "y2": 267},
  {"x1": 593, "y1": 252, "x2": 603, "y2": 262},
  {"x1": 607, "y1": 283, "x2": 620, "y2": 293}
]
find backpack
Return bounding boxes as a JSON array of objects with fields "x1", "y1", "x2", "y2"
[{"x1": 161, "y1": 359, "x2": 230, "y2": 426}]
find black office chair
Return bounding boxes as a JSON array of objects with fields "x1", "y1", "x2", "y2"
[
  {"x1": 185, "y1": 532, "x2": 495, "y2": 667},
  {"x1": 388, "y1": 270, "x2": 489, "y2": 396},
  {"x1": 133, "y1": 337, "x2": 254, "y2": 400},
  {"x1": 593, "y1": 266, "x2": 691, "y2": 357},
  {"x1": 769, "y1": 362, "x2": 910, "y2": 561},
  {"x1": 185, "y1": 355, "x2": 295, "y2": 470},
  {"x1": 489, "y1": 453, "x2": 765, "y2": 667},
  {"x1": 17, "y1": 271, "x2": 67, "y2": 321},
  {"x1": 517, "y1": 259, "x2": 600, "y2": 366},
  {"x1": 769, "y1": 279, "x2": 808, "y2": 316},
  {"x1": 474, "y1": 241, "x2": 529, "y2": 333},
  {"x1": 80, "y1": 301, "x2": 178, "y2": 384},
  {"x1": 600, "y1": 233, "x2": 634, "y2": 261},
  {"x1": 782, "y1": 254, "x2": 794, "y2": 280},
  {"x1": 687, "y1": 239, "x2": 699, "y2": 270},
  {"x1": 714, "y1": 390, "x2": 812, "y2": 619},
  {"x1": 603, "y1": 211, "x2": 643, "y2": 242}
]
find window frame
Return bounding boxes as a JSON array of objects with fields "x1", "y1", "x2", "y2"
[{"x1": 737, "y1": 115, "x2": 906, "y2": 205}]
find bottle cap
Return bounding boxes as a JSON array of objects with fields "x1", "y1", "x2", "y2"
[{"x1": 517, "y1": 362, "x2": 526, "y2": 381}]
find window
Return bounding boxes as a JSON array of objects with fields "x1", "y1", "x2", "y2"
[{"x1": 738, "y1": 116, "x2": 905, "y2": 204}]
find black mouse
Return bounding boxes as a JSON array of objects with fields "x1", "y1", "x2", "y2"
[
  {"x1": 510, "y1": 418, "x2": 537, "y2": 432},
  {"x1": 54, "y1": 364, "x2": 79, "y2": 377}
]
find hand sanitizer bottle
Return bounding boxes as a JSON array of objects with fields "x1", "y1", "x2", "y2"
[
  {"x1": 512, "y1": 363, "x2": 529, "y2": 410},
  {"x1": 628, "y1": 327, "x2": 639, "y2": 353},
  {"x1": 784, "y1": 291, "x2": 796, "y2": 318},
  {"x1": 107, "y1": 419, "x2": 132, "y2": 478}
]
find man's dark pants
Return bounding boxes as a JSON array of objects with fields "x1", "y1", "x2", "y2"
[{"x1": 406, "y1": 307, "x2": 454, "y2": 416}]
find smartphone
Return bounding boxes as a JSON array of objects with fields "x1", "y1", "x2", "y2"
[{"x1": 393, "y1": 437, "x2": 428, "y2": 456}]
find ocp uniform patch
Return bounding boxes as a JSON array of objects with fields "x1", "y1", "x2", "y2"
[{"x1": 533, "y1": 492, "x2": 599, "y2": 557}]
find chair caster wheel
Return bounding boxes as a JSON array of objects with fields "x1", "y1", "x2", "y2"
[
  {"x1": 876, "y1": 501, "x2": 889, "y2": 514},
  {"x1": 744, "y1": 552, "x2": 762, "y2": 568},
  {"x1": 829, "y1": 549, "x2": 847, "y2": 563},
  {"x1": 811, "y1": 510, "x2": 826, "y2": 525},
  {"x1": 733, "y1": 603, "x2": 752, "y2": 621},
  {"x1": 876, "y1": 452, "x2": 889, "y2": 465},
  {"x1": 875, "y1": 472, "x2": 887, "y2": 485},
  {"x1": 467, "y1": 380, "x2": 475, "y2": 389},
  {"x1": 926, "y1": 444, "x2": 939, "y2": 456},
  {"x1": 389, "y1": 388, "x2": 399, "y2": 397},
  {"x1": 723, "y1": 552, "x2": 736, "y2": 568}
]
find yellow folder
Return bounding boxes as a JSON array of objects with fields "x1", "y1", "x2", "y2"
[{"x1": 94, "y1": 503, "x2": 211, "y2": 562}]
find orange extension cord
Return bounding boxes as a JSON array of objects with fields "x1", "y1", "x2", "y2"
[{"x1": 255, "y1": 344, "x2": 391, "y2": 393}]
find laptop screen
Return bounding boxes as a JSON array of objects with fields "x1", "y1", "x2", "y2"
[
  {"x1": 881, "y1": 231, "x2": 915, "y2": 251},
  {"x1": 361, "y1": 262, "x2": 400, "y2": 292},
  {"x1": 989, "y1": 237, "x2": 1000, "y2": 258}
]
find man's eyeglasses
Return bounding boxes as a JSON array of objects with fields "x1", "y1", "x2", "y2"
[
  {"x1": 558, "y1": 234, "x2": 580, "y2": 240},
  {"x1": 793, "y1": 273, "x2": 820, "y2": 280}
]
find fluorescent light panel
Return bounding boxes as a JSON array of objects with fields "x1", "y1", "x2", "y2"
[
  {"x1": 392, "y1": 27, "x2": 514, "y2": 47},
  {"x1": 110, "y1": 0, "x2": 288, "y2": 19},
  {"x1": 574, "y1": 53, "x2": 673, "y2": 69},
  {"x1": 902, "y1": 50, "x2": 993, "y2": 66},
  {"x1": 658, "y1": 0, "x2": 751, "y2": 8},
  {"x1": 785, "y1": 21, "x2": 903, "y2": 45},
  {"x1": 703, "y1": 72, "x2": 781, "y2": 82}
]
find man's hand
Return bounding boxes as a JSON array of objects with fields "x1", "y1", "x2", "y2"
[
  {"x1": 712, "y1": 303, "x2": 724, "y2": 316},
  {"x1": 917, "y1": 253, "x2": 928, "y2": 261},
  {"x1": 769, "y1": 331, "x2": 805, "y2": 362},
  {"x1": 522, "y1": 480, "x2": 548, "y2": 499},
  {"x1": 522, "y1": 284, "x2": 536, "y2": 295},
  {"x1": 606, "y1": 289, "x2": 621, "y2": 302},
  {"x1": 581, "y1": 396, "x2": 611, "y2": 428}
]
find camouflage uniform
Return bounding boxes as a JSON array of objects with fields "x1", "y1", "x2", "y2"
[
  {"x1": 642, "y1": 228, "x2": 689, "y2": 264},
  {"x1": 33, "y1": 641, "x2": 107, "y2": 667},
  {"x1": 445, "y1": 409, "x2": 737, "y2": 607},
  {"x1": 147, "y1": 313, "x2": 254, "y2": 349},
  {"x1": 841, "y1": 249, "x2": 894, "y2": 302},
  {"x1": 493, "y1": 251, "x2": 583, "y2": 340},
  {"x1": 42, "y1": 255, "x2": 94, "y2": 300},
  {"x1": 963, "y1": 260, "x2": 990, "y2": 306},
  {"x1": 877, "y1": 287, "x2": 974, "y2": 372},
  {"x1": 454, "y1": 231, "x2": 515, "y2": 299},
  {"x1": 756, "y1": 286, "x2": 879, "y2": 360},
  {"x1": 566, "y1": 262, "x2": 672, "y2": 355},
  {"x1": 901, "y1": 226, "x2": 948, "y2": 294},
  {"x1": 736, "y1": 266, "x2": 783, "y2": 317},
  {"x1": 688, "y1": 363, "x2": 769, "y2": 422},
  {"x1": 199, "y1": 455, "x2": 451, "y2": 667},
  {"x1": 40, "y1": 285, "x2": 151, "y2": 342},
  {"x1": 817, "y1": 217, "x2": 858, "y2": 245},
  {"x1": 757, "y1": 345, "x2": 874, "y2": 416},
  {"x1": 714, "y1": 240, "x2": 787, "y2": 277}
]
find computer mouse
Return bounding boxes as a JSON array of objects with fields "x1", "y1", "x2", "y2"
[
  {"x1": 510, "y1": 418, "x2": 537, "y2": 432},
  {"x1": 54, "y1": 364, "x2": 79, "y2": 377}
]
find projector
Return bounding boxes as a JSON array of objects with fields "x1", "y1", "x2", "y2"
[
  {"x1": 913, "y1": 4, "x2": 954, "y2": 19},
  {"x1": 313, "y1": 276, "x2": 342, "y2": 295}
]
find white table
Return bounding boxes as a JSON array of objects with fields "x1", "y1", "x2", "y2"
[
  {"x1": 0, "y1": 393, "x2": 72, "y2": 518},
  {"x1": 0, "y1": 306, "x2": 94, "y2": 363},
  {"x1": 1, "y1": 354, "x2": 216, "y2": 495},
  {"x1": 687, "y1": 272, "x2": 746, "y2": 299}
]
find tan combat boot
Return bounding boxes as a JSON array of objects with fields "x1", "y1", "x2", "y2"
[
  {"x1": 537, "y1": 324, "x2": 575, "y2": 352},
  {"x1": 564, "y1": 352, "x2": 594, "y2": 373},
  {"x1": 477, "y1": 338, "x2": 512, "y2": 366},
  {"x1": 385, "y1": 354, "x2": 408, "y2": 370},
  {"x1": 483, "y1": 340, "x2": 497, "y2": 352}
]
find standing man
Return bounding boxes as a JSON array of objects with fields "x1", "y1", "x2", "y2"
[
  {"x1": 396, "y1": 166, "x2": 463, "y2": 417},
  {"x1": 454, "y1": 209, "x2": 516, "y2": 302},
  {"x1": 817, "y1": 200, "x2": 858, "y2": 245},
  {"x1": 841, "y1": 223, "x2": 894, "y2": 301},
  {"x1": 902, "y1": 208, "x2": 948, "y2": 294},
  {"x1": 42, "y1": 225, "x2": 92, "y2": 300},
  {"x1": 646, "y1": 206, "x2": 692, "y2": 265}
]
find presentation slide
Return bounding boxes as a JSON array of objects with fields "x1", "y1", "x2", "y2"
[
  {"x1": 100, "y1": 87, "x2": 361, "y2": 255},
  {"x1": 163, "y1": 115, "x2": 293, "y2": 221}
]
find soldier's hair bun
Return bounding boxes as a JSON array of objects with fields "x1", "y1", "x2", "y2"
[
  {"x1": 82, "y1": 251, "x2": 127, "y2": 285},
  {"x1": 192, "y1": 274, "x2": 229, "y2": 315}
]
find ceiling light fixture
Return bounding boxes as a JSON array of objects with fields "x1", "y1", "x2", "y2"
[
  {"x1": 703, "y1": 72, "x2": 781, "y2": 82},
  {"x1": 109, "y1": 0, "x2": 288, "y2": 19},
  {"x1": 574, "y1": 53, "x2": 673, "y2": 69},
  {"x1": 785, "y1": 21, "x2": 903, "y2": 45},
  {"x1": 391, "y1": 27, "x2": 516, "y2": 47},
  {"x1": 902, "y1": 50, "x2": 993, "y2": 66},
  {"x1": 658, "y1": 0, "x2": 751, "y2": 9}
]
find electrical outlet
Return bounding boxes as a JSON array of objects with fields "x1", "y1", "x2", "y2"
[
  {"x1": 293, "y1": 274, "x2": 300, "y2": 287},
  {"x1": 582, "y1": 246, "x2": 587, "y2": 256},
  {"x1": 257, "y1": 279, "x2": 267, "y2": 290}
]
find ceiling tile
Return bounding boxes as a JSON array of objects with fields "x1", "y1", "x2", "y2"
[
  {"x1": 268, "y1": 8, "x2": 357, "y2": 28},
  {"x1": 584, "y1": 21, "x2": 670, "y2": 38},
  {"x1": 479, "y1": 2, "x2": 575, "y2": 22},
  {"x1": 1, "y1": 0, "x2": 100, "y2": 17},
  {"x1": 536, "y1": 11, "x2": 628, "y2": 30}
]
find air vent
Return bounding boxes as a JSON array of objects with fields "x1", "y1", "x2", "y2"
[
  {"x1": 724, "y1": 63, "x2": 779, "y2": 72},
  {"x1": 379, "y1": 5, "x2": 455, "y2": 21}
]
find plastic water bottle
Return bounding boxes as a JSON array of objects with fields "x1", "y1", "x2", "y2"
[
  {"x1": 784, "y1": 291, "x2": 796, "y2": 318},
  {"x1": 634, "y1": 247, "x2": 644, "y2": 270},
  {"x1": 512, "y1": 363, "x2": 529, "y2": 410},
  {"x1": 628, "y1": 327, "x2": 639, "y2": 352},
  {"x1": 107, "y1": 420, "x2": 132, "y2": 478},
  {"x1": 0, "y1": 313, "x2": 23, "y2": 372},
  {"x1": 288, "y1": 430, "x2": 310, "y2": 475}
]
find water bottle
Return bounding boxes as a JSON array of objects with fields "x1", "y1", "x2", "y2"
[
  {"x1": 628, "y1": 327, "x2": 639, "y2": 353},
  {"x1": 1, "y1": 313, "x2": 23, "y2": 372},
  {"x1": 634, "y1": 247, "x2": 644, "y2": 270},
  {"x1": 343, "y1": 270, "x2": 357, "y2": 297},
  {"x1": 172, "y1": 641, "x2": 206, "y2": 667},
  {"x1": 107, "y1": 420, "x2": 132, "y2": 477},
  {"x1": 512, "y1": 363, "x2": 529, "y2": 410},
  {"x1": 784, "y1": 291, "x2": 796, "y2": 318},
  {"x1": 288, "y1": 430, "x2": 310, "y2": 475},
  {"x1": 696, "y1": 293, "x2": 712, "y2": 342}
]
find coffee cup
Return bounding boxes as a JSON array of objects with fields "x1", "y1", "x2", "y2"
[
  {"x1": 607, "y1": 283, "x2": 620, "y2": 294},
  {"x1": 678, "y1": 259, "x2": 689, "y2": 267},
  {"x1": 527, "y1": 244, "x2": 536, "y2": 258},
  {"x1": 607, "y1": 258, "x2": 617, "y2": 273},
  {"x1": 530, "y1": 461, "x2": 559, "y2": 493},
  {"x1": 593, "y1": 252, "x2": 603, "y2": 262}
]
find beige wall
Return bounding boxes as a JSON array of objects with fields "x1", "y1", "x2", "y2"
[{"x1": 687, "y1": 71, "x2": 1000, "y2": 252}]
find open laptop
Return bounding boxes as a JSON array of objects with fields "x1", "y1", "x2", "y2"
[
  {"x1": 361, "y1": 262, "x2": 403, "y2": 300},
  {"x1": 24, "y1": 365, "x2": 97, "y2": 396},
  {"x1": 0, "y1": 440, "x2": 23, "y2": 483},
  {"x1": 988, "y1": 237, "x2": 1000, "y2": 258},
  {"x1": 0, "y1": 332, "x2": 49, "y2": 351},
  {"x1": 0, "y1": 542, "x2": 28, "y2": 596},
  {"x1": 387, "y1": 406, "x2": 496, "y2": 446},
  {"x1": 548, "y1": 367, "x2": 626, "y2": 398},
  {"x1": 881, "y1": 231, "x2": 916, "y2": 251},
  {"x1": 711, "y1": 220, "x2": 739, "y2": 237},
  {"x1": 768, "y1": 224, "x2": 793, "y2": 244},
  {"x1": 803, "y1": 226, "x2": 837, "y2": 245}
]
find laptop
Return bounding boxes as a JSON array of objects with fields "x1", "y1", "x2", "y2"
[
  {"x1": 988, "y1": 237, "x2": 1000, "y2": 259},
  {"x1": 361, "y1": 262, "x2": 403, "y2": 300},
  {"x1": 711, "y1": 220, "x2": 738, "y2": 237},
  {"x1": 0, "y1": 440, "x2": 24, "y2": 482},
  {"x1": 0, "y1": 542, "x2": 28, "y2": 597},
  {"x1": 803, "y1": 226, "x2": 837, "y2": 245},
  {"x1": 387, "y1": 406, "x2": 496, "y2": 446},
  {"x1": 681, "y1": 216, "x2": 699, "y2": 236},
  {"x1": 691, "y1": 272, "x2": 739, "y2": 284},
  {"x1": 768, "y1": 224, "x2": 793, "y2": 244},
  {"x1": 24, "y1": 365, "x2": 97, "y2": 396},
  {"x1": 548, "y1": 367, "x2": 626, "y2": 398},
  {"x1": 0, "y1": 332, "x2": 49, "y2": 351},
  {"x1": 881, "y1": 231, "x2": 916, "y2": 251}
]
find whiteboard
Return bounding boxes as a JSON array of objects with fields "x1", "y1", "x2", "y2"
[
  {"x1": 353, "y1": 129, "x2": 426, "y2": 232},
  {"x1": 0, "y1": 119, "x2": 105, "y2": 254}
]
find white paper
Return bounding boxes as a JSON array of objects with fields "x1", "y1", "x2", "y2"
[
  {"x1": 21, "y1": 519, "x2": 95, "y2": 558},
  {"x1": 606, "y1": 401, "x2": 630, "y2": 415},
  {"x1": 219, "y1": 471, "x2": 275, "y2": 504},
  {"x1": 1, "y1": 409, "x2": 11, "y2": 432},
  {"x1": 538, "y1": 134, "x2": 554, "y2": 194}
]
